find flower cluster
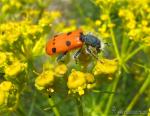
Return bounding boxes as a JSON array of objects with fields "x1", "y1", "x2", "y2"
[
  {"x1": 4, "y1": 60, "x2": 27, "y2": 78},
  {"x1": 118, "y1": 0, "x2": 150, "y2": 45},
  {"x1": 93, "y1": 58, "x2": 118, "y2": 75},
  {"x1": 35, "y1": 64, "x2": 68, "y2": 93},
  {"x1": 95, "y1": 14, "x2": 115, "y2": 39},
  {"x1": 67, "y1": 69, "x2": 95, "y2": 96},
  {"x1": 0, "y1": 81, "x2": 19, "y2": 111}
]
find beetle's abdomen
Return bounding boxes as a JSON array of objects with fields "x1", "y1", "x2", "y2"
[{"x1": 46, "y1": 29, "x2": 83, "y2": 56}]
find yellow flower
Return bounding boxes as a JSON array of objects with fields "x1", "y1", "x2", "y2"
[
  {"x1": 38, "y1": 11, "x2": 61, "y2": 27},
  {"x1": 1, "y1": 4, "x2": 10, "y2": 13},
  {"x1": 126, "y1": 20, "x2": 136, "y2": 29},
  {"x1": 85, "y1": 73, "x2": 95, "y2": 83},
  {"x1": 67, "y1": 70, "x2": 95, "y2": 95},
  {"x1": 101, "y1": 14, "x2": 109, "y2": 21},
  {"x1": 118, "y1": 9, "x2": 126, "y2": 17},
  {"x1": 54, "y1": 64, "x2": 68, "y2": 77},
  {"x1": 0, "y1": 81, "x2": 18, "y2": 109},
  {"x1": 78, "y1": 87, "x2": 84, "y2": 96},
  {"x1": 141, "y1": 20, "x2": 148, "y2": 26},
  {"x1": 0, "y1": 52, "x2": 7, "y2": 66},
  {"x1": 95, "y1": 20, "x2": 102, "y2": 26},
  {"x1": 148, "y1": 108, "x2": 150, "y2": 116},
  {"x1": 35, "y1": 70, "x2": 54, "y2": 90},
  {"x1": 67, "y1": 70, "x2": 86, "y2": 89},
  {"x1": 128, "y1": 29, "x2": 140, "y2": 40},
  {"x1": 142, "y1": 37, "x2": 150, "y2": 46},
  {"x1": 98, "y1": 24, "x2": 107, "y2": 33},
  {"x1": 93, "y1": 59, "x2": 118, "y2": 75},
  {"x1": 0, "y1": 81, "x2": 13, "y2": 92},
  {"x1": 142, "y1": 27, "x2": 150, "y2": 34},
  {"x1": 0, "y1": 90, "x2": 5, "y2": 106},
  {"x1": 87, "y1": 83, "x2": 96, "y2": 89},
  {"x1": 118, "y1": 9, "x2": 135, "y2": 21},
  {"x1": 4, "y1": 60, "x2": 27, "y2": 77},
  {"x1": 108, "y1": 23, "x2": 115, "y2": 28}
]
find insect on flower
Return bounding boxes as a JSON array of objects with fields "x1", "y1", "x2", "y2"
[{"x1": 46, "y1": 29, "x2": 103, "y2": 61}]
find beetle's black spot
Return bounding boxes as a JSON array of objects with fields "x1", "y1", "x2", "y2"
[
  {"x1": 52, "y1": 48, "x2": 56, "y2": 53},
  {"x1": 66, "y1": 41, "x2": 71, "y2": 46},
  {"x1": 53, "y1": 38, "x2": 55, "y2": 41},
  {"x1": 54, "y1": 35, "x2": 58, "y2": 38},
  {"x1": 67, "y1": 32, "x2": 72, "y2": 35},
  {"x1": 53, "y1": 42, "x2": 55, "y2": 45}
]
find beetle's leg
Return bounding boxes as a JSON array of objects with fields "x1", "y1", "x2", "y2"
[
  {"x1": 86, "y1": 46, "x2": 98, "y2": 60},
  {"x1": 73, "y1": 48, "x2": 82, "y2": 63},
  {"x1": 56, "y1": 52, "x2": 67, "y2": 62}
]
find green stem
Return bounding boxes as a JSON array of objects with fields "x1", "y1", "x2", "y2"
[
  {"x1": 104, "y1": 71, "x2": 121, "y2": 115},
  {"x1": 28, "y1": 92, "x2": 36, "y2": 116},
  {"x1": 76, "y1": 97, "x2": 83, "y2": 116},
  {"x1": 126, "y1": 41, "x2": 136, "y2": 55},
  {"x1": 124, "y1": 45, "x2": 144, "y2": 62},
  {"x1": 108, "y1": 17, "x2": 120, "y2": 61},
  {"x1": 125, "y1": 74, "x2": 150, "y2": 114},
  {"x1": 103, "y1": 14, "x2": 122, "y2": 115},
  {"x1": 48, "y1": 98, "x2": 60, "y2": 116}
]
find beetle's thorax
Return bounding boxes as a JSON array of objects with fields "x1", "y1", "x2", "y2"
[{"x1": 80, "y1": 34, "x2": 101, "y2": 48}]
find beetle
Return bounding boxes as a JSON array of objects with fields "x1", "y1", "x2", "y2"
[{"x1": 46, "y1": 29, "x2": 102, "y2": 61}]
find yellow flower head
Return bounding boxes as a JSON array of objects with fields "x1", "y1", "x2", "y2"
[
  {"x1": 101, "y1": 14, "x2": 109, "y2": 21},
  {"x1": 4, "y1": 60, "x2": 27, "y2": 77},
  {"x1": 142, "y1": 36, "x2": 150, "y2": 46},
  {"x1": 85, "y1": 73, "x2": 95, "y2": 83},
  {"x1": 54, "y1": 64, "x2": 68, "y2": 77},
  {"x1": 0, "y1": 90, "x2": 6, "y2": 106},
  {"x1": 0, "y1": 81, "x2": 18, "y2": 108},
  {"x1": 108, "y1": 23, "x2": 115, "y2": 28},
  {"x1": 126, "y1": 20, "x2": 136, "y2": 29},
  {"x1": 148, "y1": 108, "x2": 150, "y2": 116},
  {"x1": 128, "y1": 29, "x2": 139, "y2": 38},
  {"x1": 67, "y1": 69, "x2": 86, "y2": 89},
  {"x1": 38, "y1": 11, "x2": 61, "y2": 27},
  {"x1": 95, "y1": 20, "x2": 102, "y2": 26},
  {"x1": 35, "y1": 70, "x2": 54, "y2": 90},
  {"x1": 118, "y1": 9, "x2": 135, "y2": 21},
  {"x1": 78, "y1": 87, "x2": 85, "y2": 96},
  {"x1": 93, "y1": 58, "x2": 118, "y2": 75},
  {"x1": 67, "y1": 70, "x2": 95, "y2": 96},
  {"x1": 0, "y1": 52, "x2": 7, "y2": 66},
  {"x1": 141, "y1": 20, "x2": 148, "y2": 26},
  {"x1": 0, "y1": 81, "x2": 13, "y2": 92}
]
